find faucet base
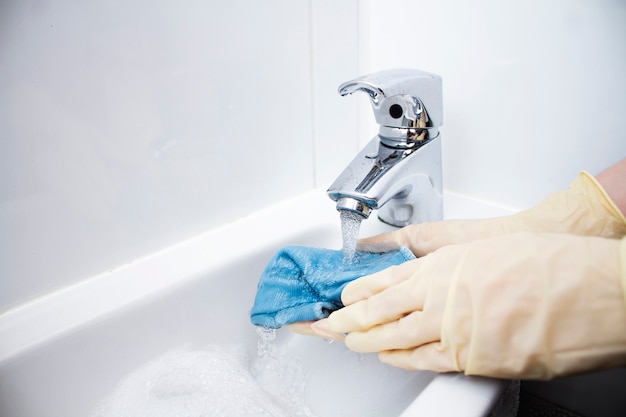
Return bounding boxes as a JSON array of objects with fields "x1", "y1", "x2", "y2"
[
  {"x1": 377, "y1": 135, "x2": 444, "y2": 227},
  {"x1": 377, "y1": 172, "x2": 443, "y2": 227}
]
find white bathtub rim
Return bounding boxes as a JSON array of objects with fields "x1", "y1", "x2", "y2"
[{"x1": 0, "y1": 189, "x2": 339, "y2": 363}]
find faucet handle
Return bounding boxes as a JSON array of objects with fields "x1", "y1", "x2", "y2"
[{"x1": 338, "y1": 69, "x2": 443, "y2": 136}]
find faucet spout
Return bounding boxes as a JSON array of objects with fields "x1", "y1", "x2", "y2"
[
  {"x1": 335, "y1": 197, "x2": 372, "y2": 219},
  {"x1": 327, "y1": 69, "x2": 444, "y2": 227}
]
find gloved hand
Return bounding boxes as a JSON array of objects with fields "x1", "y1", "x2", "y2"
[
  {"x1": 358, "y1": 172, "x2": 626, "y2": 257},
  {"x1": 327, "y1": 232, "x2": 626, "y2": 379}
]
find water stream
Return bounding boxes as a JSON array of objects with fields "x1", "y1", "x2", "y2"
[{"x1": 339, "y1": 210, "x2": 363, "y2": 262}]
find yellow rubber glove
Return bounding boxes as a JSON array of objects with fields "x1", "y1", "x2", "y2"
[
  {"x1": 358, "y1": 172, "x2": 626, "y2": 257},
  {"x1": 327, "y1": 233, "x2": 626, "y2": 380}
]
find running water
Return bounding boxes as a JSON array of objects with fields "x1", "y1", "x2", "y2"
[
  {"x1": 90, "y1": 328, "x2": 315, "y2": 417},
  {"x1": 256, "y1": 325, "x2": 277, "y2": 357},
  {"x1": 339, "y1": 210, "x2": 363, "y2": 262},
  {"x1": 251, "y1": 327, "x2": 314, "y2": 416}
]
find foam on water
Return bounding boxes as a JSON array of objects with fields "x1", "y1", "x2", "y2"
[
  {"x1": 340, "y1": 210, "x2": 363, "y2": 262},
  {"x1": 90, "y1": 331, "x2": 315, "y2": 417}
]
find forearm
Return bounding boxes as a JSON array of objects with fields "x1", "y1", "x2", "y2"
[{"x1": 596, "y1": 158, "x2": 626, "y2": 218}]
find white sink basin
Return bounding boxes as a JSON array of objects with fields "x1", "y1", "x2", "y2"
[{"x1": 0, "y1": 189, "x2": 513, "y2": 417}]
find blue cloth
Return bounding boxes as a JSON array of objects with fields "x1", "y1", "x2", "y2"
[{"x1": 250, "y1": 245, "x2": 415, "y2": 329}]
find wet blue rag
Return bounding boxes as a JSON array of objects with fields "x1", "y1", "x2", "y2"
[{"x1": 250, "y1": 245, "x2": 415, "y2": 329}]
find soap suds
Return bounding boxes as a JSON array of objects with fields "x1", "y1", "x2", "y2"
[{"x1": 90, "y1": 342, "x2": 315, "y2": 417}]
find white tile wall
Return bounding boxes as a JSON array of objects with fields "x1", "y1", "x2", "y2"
[
  {"x1": 311, "y1": 1, "x2": 361, "y2": 188},
  {"x1": 0, "y1": 1, "x2": 360, "y2": 310},
  {"x1": 2, "y1": 0, "x2": 625, "y2": 311}
]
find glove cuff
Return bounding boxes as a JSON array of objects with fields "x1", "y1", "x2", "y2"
[
  {"x1": 511, "y1": 172, "x2": 626, "y2": 238},
  {"x1": 578, "y1": 171, "x2": 626, "y2": 237}
]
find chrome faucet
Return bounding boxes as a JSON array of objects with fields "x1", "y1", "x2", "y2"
[{"x1": 327, "y1": 69, "x2": 444, "y2": 227}]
